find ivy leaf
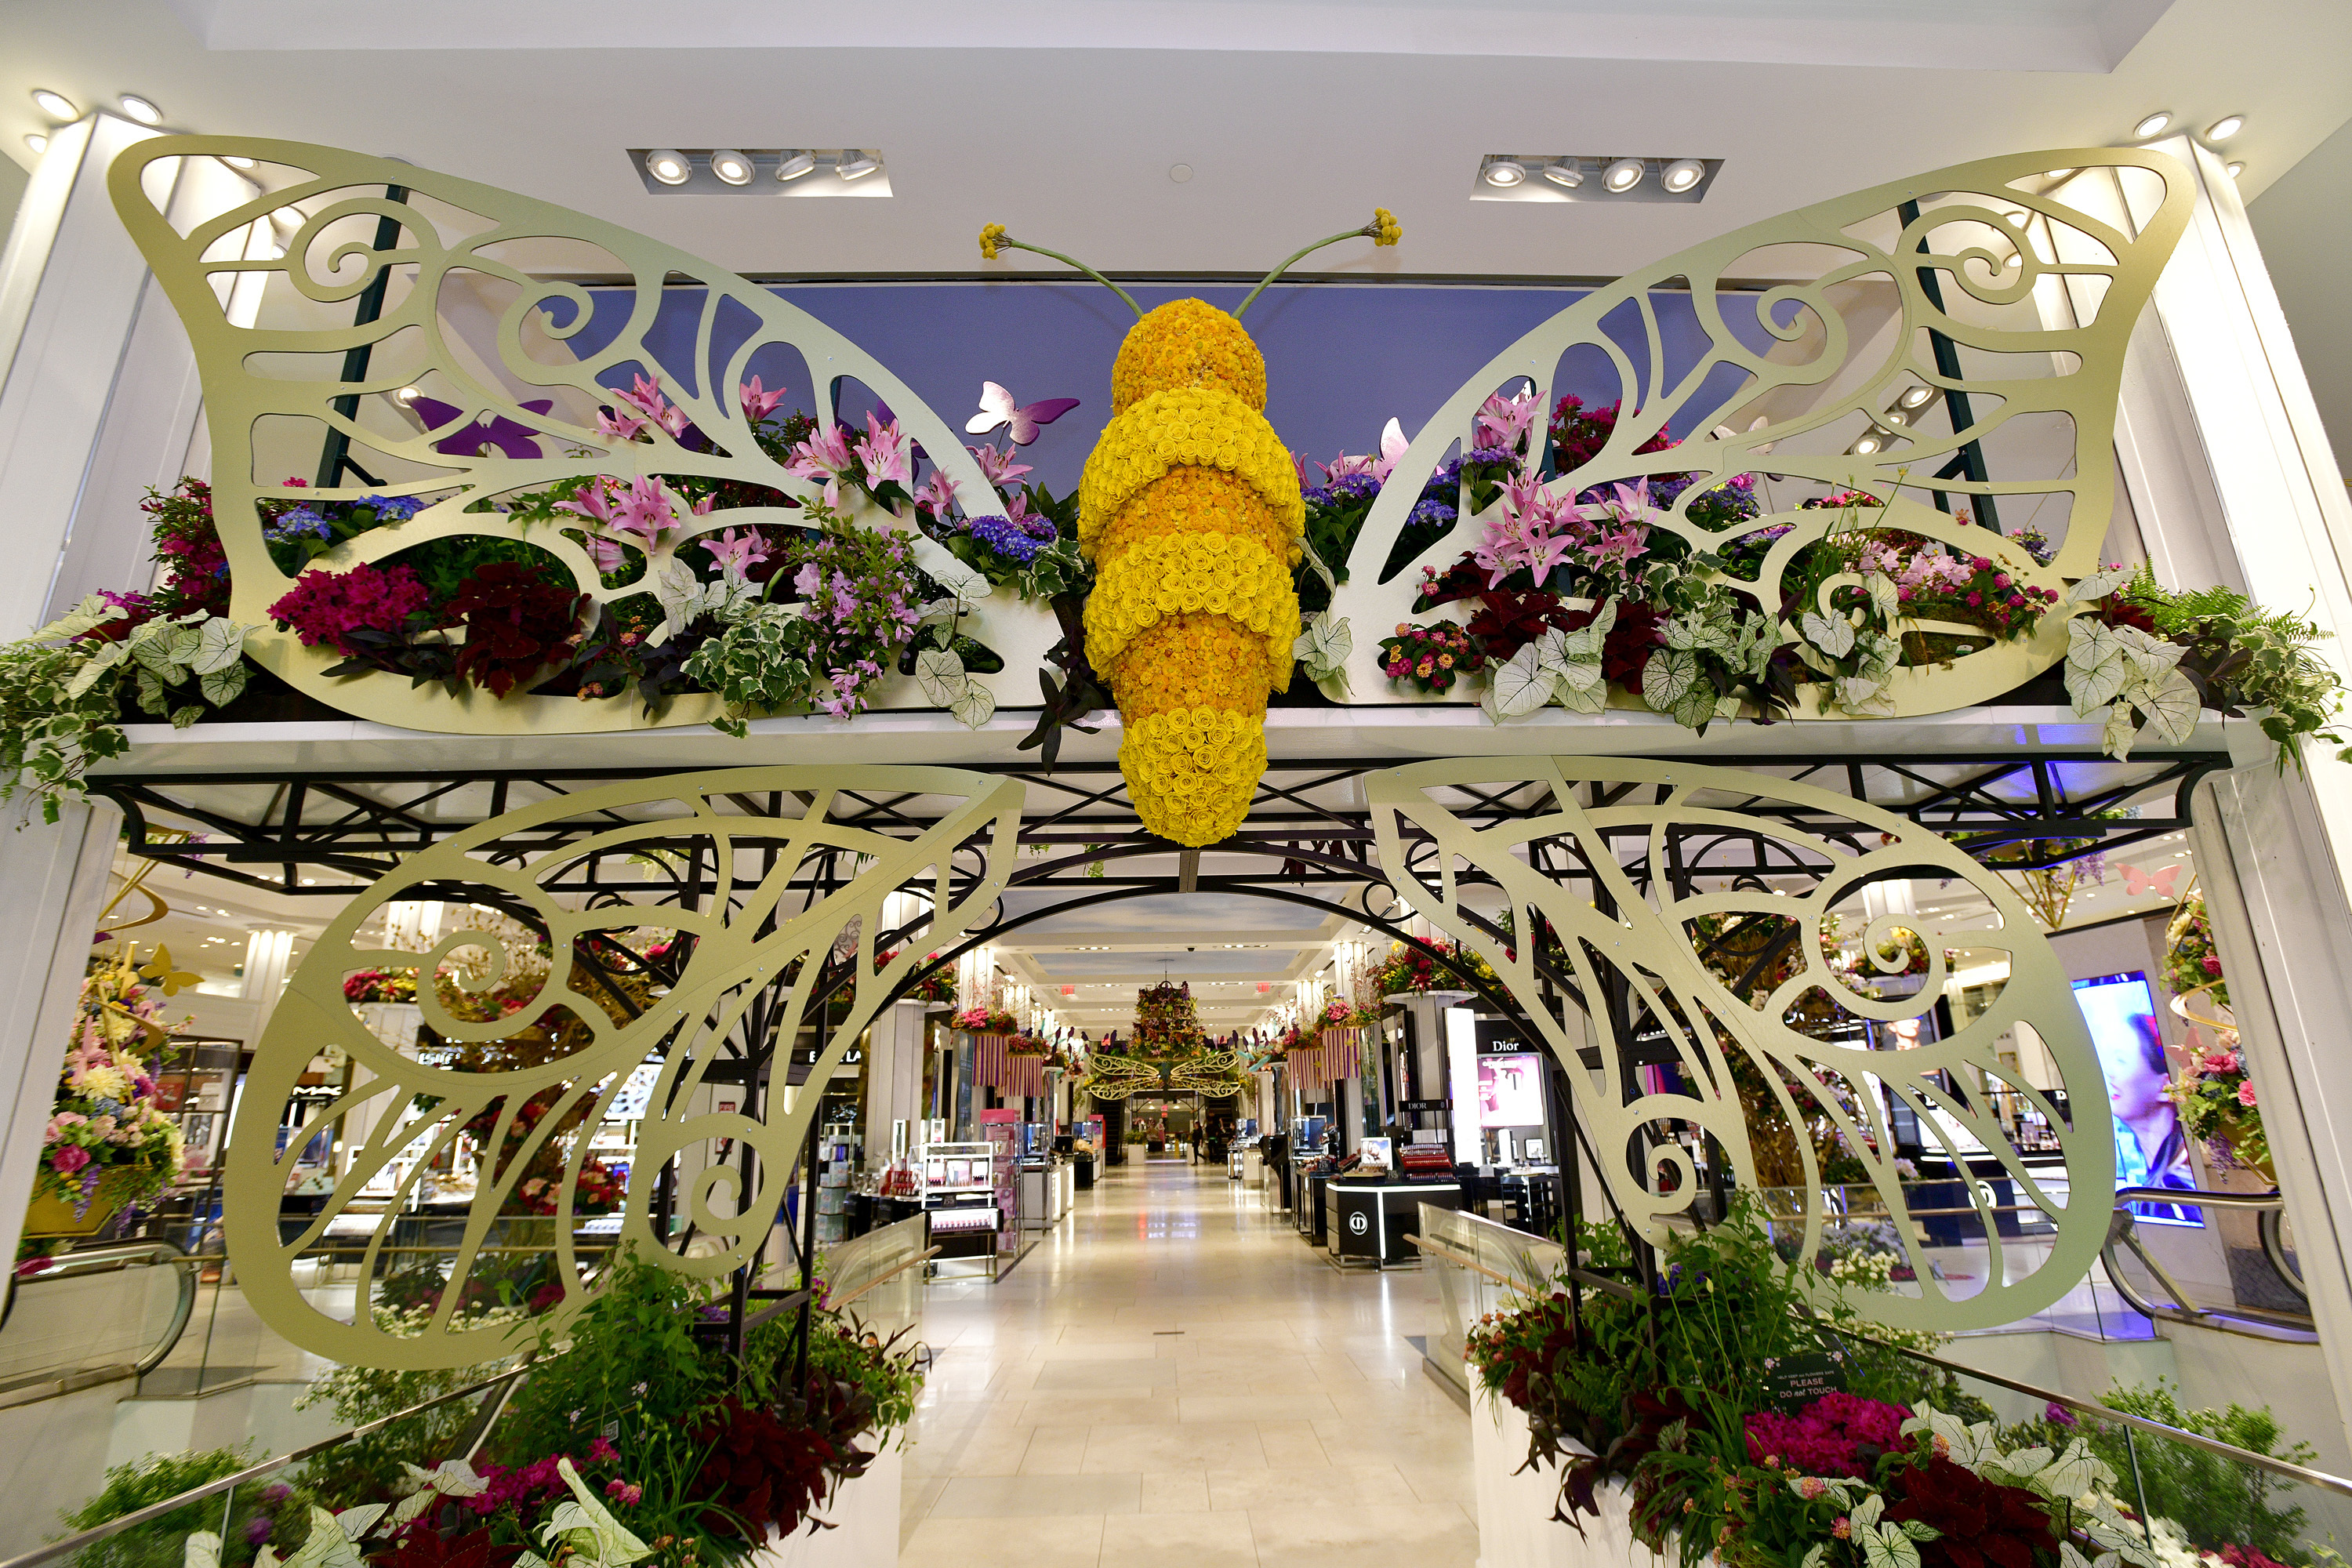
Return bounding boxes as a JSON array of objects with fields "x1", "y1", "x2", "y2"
[
  {"x1": 1801, "y1": 611, "x2": 1856, "y2": 658},
  {"x1": 2133, "y1": 668, "x2": 2201, "y2": 747},
  {"x1": 2067, "y1": 566, "x2": 2133, "y2": 604},
  {"x1": 189, "y1": 617, "x2": 250, "y2": 676},
  {"x1": 913, "y1": 648, "x2": 967, "y2": 707},
  {"x1": 1484, "y1": 642, "x2": 1555, "y2": 720},
  {"x1": 948, "y1": 680, "x2": 996, "y2": 731},
  {"x1": 1643, "y1": 647, "x2": 1699, "y2": 713}
]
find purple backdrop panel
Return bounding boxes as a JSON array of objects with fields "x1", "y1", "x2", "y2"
[{"x1": 564, "y1": 280, "x2": 1777, "y2": 494}]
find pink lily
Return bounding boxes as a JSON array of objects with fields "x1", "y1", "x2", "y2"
[
  {"x1": 1582, "y1": 477, "x2": 1658, "y2": 529},
  {"x1": 855, "y1": 412, "x2": 911, "y2": 488},
  {"x1": 786, "y1": 423, "x2": 858, "y2": 510},
  {"x1": 1290, "y1": 450, "x2": 1312, "y2": 488},
  {"x1": 1372, "y1": 418, "x2": 1410, "y2": 481},
  {"x1": 699, "y1": 527, "x2": 770, "y2": 578},
  {"x1": 1475, "y1": 385, "x2": 1542, "y2": 452},
  {"x1": 581, "y1": 534, "x2": 629, "y2": 573},
  {"x1": 913, "y1": 471, "x2": 961, "y2": 516},
  {"x1": 1587, "y1": 521, "x2": 1651, "y2": 574},
  {"x1": 554, "y1": 478, "x2": 624, "y2": 529},
  {"x1": 597, "y1": 408, "x2": 649, "y2": 444},
  {"x1": 968, "y1": 443, "x2": 1034, "y2": 489},
  {"x1": 615, "y1": 372, "x2": 668, "y2": 419},
  {"x1": 1323, "y1": 451, "x2": 1379, "y2": 483},
  {"x1": 609, "y1": 475, "x2": 679, "y2": 546},
  {"x1": 739, "y1": 376, "x2": 789, "y2": 424}
]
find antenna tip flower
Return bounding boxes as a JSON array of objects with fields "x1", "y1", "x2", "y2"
[
  {"x1": 1366, "y1": 208, "x2": 1402, "y2": 247},
  {"x1": 978, "y1": 223, "x2": 1009, "y2": 260}
]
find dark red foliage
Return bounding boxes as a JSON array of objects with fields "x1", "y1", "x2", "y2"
[
  {"x1": 2100, "y1": 600, "x2": 2159, "y2": 636},
  {"x1": 366, "y1": 1525, "x2": 524, "y2": 1568},
  {"x1": 1464, "y1": 590, "x2": 1584, "y2": 663},
  {"x1": 1884, "y1": 1457, "x2": 2059, "y2": 1568},
  {"x1": 441, "y1": 563, "x2": 588, "y2": 698},
  {"x1": 691, "y1": 1392, "x2": 848, "y2": 1541},
  {"x1": 1601, "y1": 603, "x2": 1666, "y2": 690}
]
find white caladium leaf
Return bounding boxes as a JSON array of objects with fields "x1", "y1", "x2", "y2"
[
  {"x1": 64, "y1": 641, "x2": 129, "y2": 700},
  {"x1": 334, "y1": 1505, "x2": 389, "y2": 1542},
  {"x1": 1802, "y1": 1545, "x2": 1828, "y2": 1568},
  {"x1": 2067, "y1": 566, "x2": 2134, "y2": 604},
  {"x1": 1867, "y1": 573, "x2": 1903, "y2": 622},
  {"x1": 1669, "y1": 680, "x2": 1722, "y2": 732},
  {"x1": 32, "y1": 594, "x2": 129, "y2": 644},
  {"x1": 1555, "y1": 675, "x2": 1608, "y2": 714},
  {"x1": 190, "y1": 617, "x2": 251, "y2": 676},
  {"x1": 199, "y1": 662, "x2": 249, "y2": 708},
  {"x1": 2133, "y1": 668, "x2": 2201, "y2": 747},
  {"x1": 948, "y1": 680, "x2": 996, "y2": 730},
  {"x1": 1998, "y1": 1446, "x2": 2053, "y2": 1478},
  {"x1": 2066, "y1": 620, "x2": 2132, "y2": 716},
  {"x1": 2104, "y1": 697, "x2": 2143, "y2": 760},
  {"x1": 1837, "y1": 677, "x2": 1897, "y2": 717},
  {"x1": 1855, "y1": 630, "x2": 1903, "y2": 684},
  {"x1": 1293, "y1": 613, "x2": 1352, "y2": 682},
  {"x1": 2114, "y1": 625, "x2": 2188, "y2": 684},
  {"x1": 1642, "y1": 647, "x2": 1699, "y2": 713},
  {"x1": 279, "y1": 1508, "x2": 365, "y2": 1568},
  {"x1": 541, "y1": 1458, "x2": 655, "y2": 1568},
  {"x1": 1485, "y1": 642, "x2": 1556, "y2": 720},
  {"x1": 1663, "y1": 607, "x2": 1730, "y2": 654},
  {"x1": 1849, "y1": 1492, "x2": 1886, "y2": 1530},
  {"x1": 1530, "y1": 627, "x2": 1572, "y2": 679},
  {"x1": 184, "y1": 1533, "x2": 222, "y2": 1568},
  {"x1": 2040, "y1": 1442, "x2": 2111, "y2": 1499},
  {"x1": 1800, "y1": 611, "x2": 1856, "y2": 659},
  {"x1": 1563, "y1": 598, "x2": 1618, "y2": 660},
  {"x1": 913, "y1": 648, "x2": 966, "y2": 707}
]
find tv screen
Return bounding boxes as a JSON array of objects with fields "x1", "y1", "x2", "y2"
[
  {"x1": 1477, "y1": 1053, "x2": 1546, "y2": 1128},
  {"x1": 2073, "y1": 970, "x2": 2200, "y2": 1224}
]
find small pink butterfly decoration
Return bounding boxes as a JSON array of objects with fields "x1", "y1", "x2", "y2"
[
  {"x1": 966, "y1": 381, "x2": 1080, "y2": 446},
  {"x1": 2120, "y1": 863, "x2": 2182, "y2": 898}
]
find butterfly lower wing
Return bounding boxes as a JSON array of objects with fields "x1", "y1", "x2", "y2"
[
  {"x1": 1331, "y1": 148, "x2": 2194, "y2": 715},
  {"x1": 222, "y1": 764, "x2": 1021, "y2": 1370},
  {"x1": 1366, "y1": 755, "x2": 2114, "y2": 1334},
  {"x1": 106, "y1": 136, "x2": 1011, "y2": 734}
]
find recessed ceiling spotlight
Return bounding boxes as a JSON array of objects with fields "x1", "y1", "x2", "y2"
[
  {"x1": 709, "y1": 149, "x2": 754, "y2": 185},
  {"x1": 1882, "y1": 408, "x2": 1908, "y2": 426},
  {"x1": 2226, "y1": 162, "x2": 2246, "y2": 180},
  {"x1": 24, "y1": 133, "x2": 45, "y2": 155},
  {"x1": 31, "y1": 89, "x2": 77, "y2": 120},
  {"x1": 1852, "y1": 434, "x2": 1884, "y2": 455},
  {"x1": 1899, "y1": 384, "x2": 1936, "y2": 409},
  {"x1": 2206, "y1": 114, "x2": 2245, "y2": 142},
  {"x1": 2132, "y1": 111, "x2": 2172, "y2": 140},
  {"x1": 220, "y1": 154, "x2": 255, "y2": 169},
  {"x1": 2045, "y1": 167, "x2": 2078, "y2": 182},
  {"x1": 1604, "y1": 157, "x2": 1646, "y2": 192},
  {"x1": 1660, "y1": 158, "x2": 1705, "y2": 193},
  {"x1": 774, "y1": 150, "x2": 816, "y2": 181},
  {"x1": 1483, "y1": 158, "x2": 1526, "y2": 188},
  {"x1": 392, "y1": 385, "x2": 421, "y2": 406},
  {"x1": 118, "y1": 93, "x2": 164, "y2": 125},
  {"x1": 837, "y1": 152, "x2": 881, "y2": 180},
  {"x1": 1541, "y1": 160, "x2": 1583, "y2": 189},
  {"x1": 645, "y1": 149, "x2": 691, "y2": 186}
]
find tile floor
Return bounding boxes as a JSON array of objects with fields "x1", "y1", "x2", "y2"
[{"x1": 895, "y1": 1158, "x2": 1479, "y2": 1567}]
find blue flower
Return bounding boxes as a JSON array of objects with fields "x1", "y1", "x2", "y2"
[
  {"x1": 1406, "y1": 499, "x2": 1457, "y2": 530},
  {"x1": 263, "y1": 506, "x2": 332, "y2": 543},
  {"x1": 1420, "y1": 459, "x2": 1464, "y2": 503},
  {"x1": 1327, "y1": 473, "x2": 1380, "y2": 502},
  {"x1": 967, "y1": 514, "x2": 1044, "y2": 564},
  {"x1": 1464, "y1": 445, "x2": 1519, "y2": 470},
  {"x1": 359, "y1": 495, "x2": 424, "y2": 522}
]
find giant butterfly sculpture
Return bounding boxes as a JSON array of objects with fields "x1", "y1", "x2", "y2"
[{"x1": 103, "y1": 137, "x2": 2189, "y2": 1363}]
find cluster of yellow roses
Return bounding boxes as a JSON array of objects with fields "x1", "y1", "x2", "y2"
[{"x1": 1077, "y1": 301, "x2": 1305, "y2": 846}]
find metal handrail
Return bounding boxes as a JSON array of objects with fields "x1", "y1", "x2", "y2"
[
  {"x1": 2100, "y1": 1185, "x2": 2310, "y2": 1327},
  {"x1": 0, "y1": 1240, "x2": 201, "y2": 1377},
  {"x1": 0, "y1": 1366, "x2": 528, "y2": 1568}
]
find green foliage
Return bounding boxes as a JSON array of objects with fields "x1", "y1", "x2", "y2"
[
  {"x1": 59, "y1": 1448, "x2": 328, "y2": 1568},
  {"x1": 0, "y1": 597, "x2": 255, "y2": 824},
  {"x1": 2111, "y1": 567, "x2": 2350, "y2": 771},
  {"x1": 293, "y1": 1305, "x2": 526, "y2": 1509},
  {"x1": 681, "y1": 610, "x2": 815, "y2": 738},
  {"x1": 2083, "y1": 1378, "x2": 2314, "y2": 1563}
]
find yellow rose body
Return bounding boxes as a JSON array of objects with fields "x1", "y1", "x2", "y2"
[{"x1": 1080, "y1": 301, "x2": 1302, "y2": 846}]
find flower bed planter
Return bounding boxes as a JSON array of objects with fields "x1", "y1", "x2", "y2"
[
  {"x1": 1472, "y1": 1377, "x2": 1675, "y2": 1568},
  {"x1": 743, "y1": 1440, "x2": 902, "y2": 1568}
]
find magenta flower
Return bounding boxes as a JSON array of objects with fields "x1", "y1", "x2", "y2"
[
  {"x1": 52, "y1": 1145, "x2": 89, "y2": 1174},
  {"x1": 1473, "y1": 384, "x2": 1542, "y2": 452},
  {"x1": 739, "y1": 376, "x2": 789, "y2": 424},
  {"x1": 699, "y1": 527, "x2": 770, "y2": 577},
  {"x1": 787, "y1": 423, "x2": 859, "y2": 510},
  {"x1": 913, "y1": 471, "x2": 961, "y2": 515},
  {"x1": 855, "y1": 412, "x2": 910, "y2": 488},
  {"x1": 597, "y1": 408, "x2": 649, "y2": 444},
  {"x1": 2238, "y1": 1080, "x2": 2258, "y2": 1108},
  {"x1": 967, "y1": 443, "x2": 1033, "y2": 488}
]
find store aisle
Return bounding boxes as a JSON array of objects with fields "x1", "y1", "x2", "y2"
[{"x1": 895, "y1": 1160, "x2": 1478, "y2": 1567}]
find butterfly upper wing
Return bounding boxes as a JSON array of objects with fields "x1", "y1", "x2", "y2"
[
  {"x1": 967, "y1": 380, "x2": 1016, "y2": 435},
  {"x1": 1011, "y1": 397, "x2": 1082, "y2": 445},
  {"x1": 1330, "y1": 148, "x2": 2194, "y2": 715},
  {"x1": 107, "y1": 136, "x2": 1052, "y2": 734}
]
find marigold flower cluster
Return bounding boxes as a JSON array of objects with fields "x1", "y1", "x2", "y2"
[
  {"x1": 1080, "y1": 302, "x2": 1305, "y2": 845},
  {"x1": 1084, "y1": 531, "x2": 1296, "y2": 677},
  {"x1": 1121, "y1": 706, "x2": 1265, "y2": 847},
  {"x1": 1109, "y1": 298, "x2": 1267, "y2": 416}
]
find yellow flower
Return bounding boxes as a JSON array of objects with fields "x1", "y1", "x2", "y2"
[
  {"x1": 1369, "y1": 208, "x2": 1402, "y2": 248},
  {"x1": 978, "y1": 223, "x2": 1008, "y2": 260}
]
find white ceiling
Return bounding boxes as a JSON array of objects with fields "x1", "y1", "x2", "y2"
[{"x1": 6, "y1": 0, "x2": 2350, "y2": 279}]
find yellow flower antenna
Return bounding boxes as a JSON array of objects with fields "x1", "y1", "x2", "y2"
[
  {"x1": 976, "y1": 223, "x2": 1144, "y2": 321},
  {"x1": 1233, "y1": 209, "x2": 1402, "y2": 321}
]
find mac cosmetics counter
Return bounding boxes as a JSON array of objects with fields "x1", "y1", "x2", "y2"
[{"x1": 1290, "y1": 1135, "x2": 1465, "y2": 1268}]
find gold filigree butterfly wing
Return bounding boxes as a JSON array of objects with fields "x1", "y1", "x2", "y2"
[
  {"x1": 1332, "y1": 148, "x2": 2192, "y2": 714},
  {"x1": 108, "y1": 136, "x2": 1041, "y2": 735}
]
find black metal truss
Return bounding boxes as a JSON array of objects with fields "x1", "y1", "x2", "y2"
[{"x1": 93, "y1": 748, "x2": 2227, "y2": 898}]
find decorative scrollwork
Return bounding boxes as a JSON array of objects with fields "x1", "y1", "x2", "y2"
[
  {"x1": 223, "y1": 766, "x2": 1021, "y2": 1369},
  {"x1": 1367, "y1": 756, "x2": 2114, "y2": 1332}
]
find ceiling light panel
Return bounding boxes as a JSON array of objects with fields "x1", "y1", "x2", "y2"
[
  {"x1": 628, "y1": 148, "x2": 891, "y2": 198},
  {"x1": 1472, "y1": 153, "x2": 1721, "y2": 205}
]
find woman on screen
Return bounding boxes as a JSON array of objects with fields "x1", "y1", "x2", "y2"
[{"x1": 2111, "y1": 1011, "x2": 2197, "y2": 1216}]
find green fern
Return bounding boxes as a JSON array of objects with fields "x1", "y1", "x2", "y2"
[{"x1": 2112, "y1": 565, "x2": 2349, "y2": 771}]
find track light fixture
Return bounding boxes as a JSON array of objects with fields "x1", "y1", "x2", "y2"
[
  {"x1": 1604, "y1": 157, "x2": 1646, "y2": 191},
  {"x1": 1483, "y1": 158, "x2": 1526, "y2": 187},
  {"x1": 710, "y1": 149, "x2": 754, "y2": 185},
  {"x1": 838, "y1": 152, "x2": 881, "y2": 180},
  {"x1": 24, "y1": 133, "x2": 46, "y2": 155},
  {"x1": 645, "y1": 149, "x2": 691, "y2": 185},
  {"x1": 1660, "y1": 158, "x2": 1705, "y2": 193},
  {"x1": 775, "y1": 150, "x2": 815, "y2": 181},
  {"x1": 1541, "y1": 160, "x2": 1582, "y2": 188}
]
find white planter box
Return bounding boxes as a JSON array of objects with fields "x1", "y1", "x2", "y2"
[
  {"x1": 742, "y1": 1438, "x2": 902, "y2": 1568},
  {"x1": 1472, "y1": 1377, "x2": 1673, "y2": 1568}
]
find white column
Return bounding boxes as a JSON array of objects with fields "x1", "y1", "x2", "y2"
[
  {"x1": 862, "y1": 1000, "x2": 928, "y2": 1167},
  {"x1": 0, "y1": 800, "x2": 124, "y2": 1269},
  {"x1": 0, "y1": 114, "x2": 269, "y2": 636},
  {"x1": 2098, "y1": 135, "x2": 2352, "y2": 1450}
]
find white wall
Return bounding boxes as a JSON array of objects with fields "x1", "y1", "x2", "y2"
[{"x1": 2249, "y1": 117, "x2": 2352, "y2": 467}]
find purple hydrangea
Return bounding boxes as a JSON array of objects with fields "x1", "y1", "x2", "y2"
[
  {"x1": 967, "y1": 514, "x2": 1044, "y2": 563},
  {"x1": 1465, "y1": 445, "x2": 1520, "y2": 470},
  {"x1": 360, "y1": 495, "x2": 426, "y2": 522},
  {"x1": 1406, "y1": 499, "x2": 1457, "y2": 529},
  {"x1": 263, "y1": 506, "x2": 332, "y2": 544}
]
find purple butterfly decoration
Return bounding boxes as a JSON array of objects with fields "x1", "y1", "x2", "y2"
[
  {"x1": 408, "y1": 396, "x2": 554, "y2": 461},
  {"x1": 967, "y1": 381, "x2": 1080, "y2": 446}
]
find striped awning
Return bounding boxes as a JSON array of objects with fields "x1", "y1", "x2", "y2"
[{"x1": 975, "y1": 1033, "x2": 1047, "y2": 1098}]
